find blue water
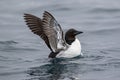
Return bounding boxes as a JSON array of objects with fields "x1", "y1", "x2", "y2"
[{"x1": 0, "y1": 0, "x2": 120, "y2": 80}]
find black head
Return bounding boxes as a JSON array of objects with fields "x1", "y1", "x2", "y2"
[{"x1": 65, "y1": 28, "x2": 83, "y2": 45}]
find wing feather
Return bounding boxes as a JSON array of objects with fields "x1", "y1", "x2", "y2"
[
  {"x1": 42, "y1": 11, "x2": 66, "y2": 52},
  {"x1": 24, "y1": 13, "x2": 52, "y2": 51},
  {"x1": 24, "y1": 11, "x2": 67, "y2": 53}
]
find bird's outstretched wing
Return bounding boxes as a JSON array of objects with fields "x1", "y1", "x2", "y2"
[
  {"x1": 42, "y1": 11, "x2": 66, "y2": 52},
  {"x1": 24, "y1": 13, "x2": 52, "y2": 51},
  {"x1": 24, "y1": 11, "x2": 67, "y2": 52}
]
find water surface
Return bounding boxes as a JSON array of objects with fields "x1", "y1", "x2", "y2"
[{"x1": 0, "y1": 0, "x2": 120, "y2": 80}]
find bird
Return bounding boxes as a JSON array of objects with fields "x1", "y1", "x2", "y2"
[{"x1": 24, "y1": 11, "x2": 83, "y2": 58}]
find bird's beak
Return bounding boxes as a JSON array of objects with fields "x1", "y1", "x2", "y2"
[{"x1": 75, "y1": 31, "x2": 83, "y2": 35}]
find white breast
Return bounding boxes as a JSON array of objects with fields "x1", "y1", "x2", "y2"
[{"x1": 56, "y1": 38, "x2": 82, "y2": 58}]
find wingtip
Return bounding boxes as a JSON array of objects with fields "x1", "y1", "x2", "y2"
[
  {"x1": 43, "y1": 11, "x2": 49, "y2": 16},
  {"x1": 24, "y1": 13, "x2": 27, "y2": 15},
  {"x1": 43, "y1": 11, "x2": 55, "y2": 20},
  {"x1": 24, "y1": 13, "x2": 34, "y2": 17},
  {"x1": 23, "y1": 13, "x2": 29, "y2": 18},
  {"x1": 24, "y1": 13, "x2": 28, "y2": 16},
  {"x1": 44, "y1": 11, "x2": 49, "y2": 14},
  {"x1": 44, "y1": 11, "x2": 53, "y2": 15}
]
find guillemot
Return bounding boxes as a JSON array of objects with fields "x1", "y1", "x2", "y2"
[{"x1": 24, "y1": 11, "x2": 83, "y2": 58}]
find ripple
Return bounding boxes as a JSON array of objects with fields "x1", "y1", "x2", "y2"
[
  {"x1": 0, "y1": 40, "x2": 18, "y2": 45},
  {"x1": 89, "y1": 27, "x2": 120, "y2": 35},
  {"x1": 0, "y1": 71, "x2": 25, "y2": 76},
  {"x1": 89, "y1": 7, "x2": 120, "y2": 13},
  {"x1": 0, "y1": 46, "x2": 38, "y2": 52},
  {"x1": 52, "y1": 7, "x2": 72, "y2": 12},
  {"x1": 83, "y1": 55, "x2": 105, "y2": 61},
  {"x1": 27, "y1": 58, "x2": 82, "y2": 80},
  {"x1": 0, "y1": 40, "x2": 38, "y2": 52}
]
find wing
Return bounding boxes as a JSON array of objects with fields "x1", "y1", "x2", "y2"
[
  {"x1": 24, "y1": 13, "x2": 52, "y2": 51},
  {"x1": 42, "y1": 11, "x2": 66, "y2": 52}
]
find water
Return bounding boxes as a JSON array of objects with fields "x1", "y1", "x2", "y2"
[{"x1": 0, "y1": 0, "x2": 120, "y2": 80}]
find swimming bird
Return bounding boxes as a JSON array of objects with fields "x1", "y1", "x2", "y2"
[{"x1": 24, "y1": 11, "x2": 83, "y2": 58}]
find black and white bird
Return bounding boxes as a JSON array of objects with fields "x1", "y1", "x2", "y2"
[{"x1": 24, "y1": 11, "x2": 83, "y2": 58}]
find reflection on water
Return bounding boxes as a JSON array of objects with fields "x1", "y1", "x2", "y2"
[
  {"x1": 27, "y1": 58, "x2": 80, "y2": 80},
  {"x1": 0, "y1": 0, "x2": 120, "y2": 80}
]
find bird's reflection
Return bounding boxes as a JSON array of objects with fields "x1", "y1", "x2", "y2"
[
  {"x1": 27, "y1": 58, "x2": 68, "y2": 80},
  {"x1": 27, "y1": 58, "x2": 80, "y2": 80}
]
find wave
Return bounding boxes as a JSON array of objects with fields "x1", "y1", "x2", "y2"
[
  {"x1": 0, "y1": 40, "x2": 38, "y2": 52},
  {"x1": 0, "y1": 40, "x2": 18, "y2": 45},
  {"x1": 87, "y1": 27, "x2": 120, "y2": 35},
  {"x1": 0, "y1": 71, "x2": 25, "y2": 76},
  {"x1": 89, "y1": 7, "x2": 120, "y2": 13}
]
